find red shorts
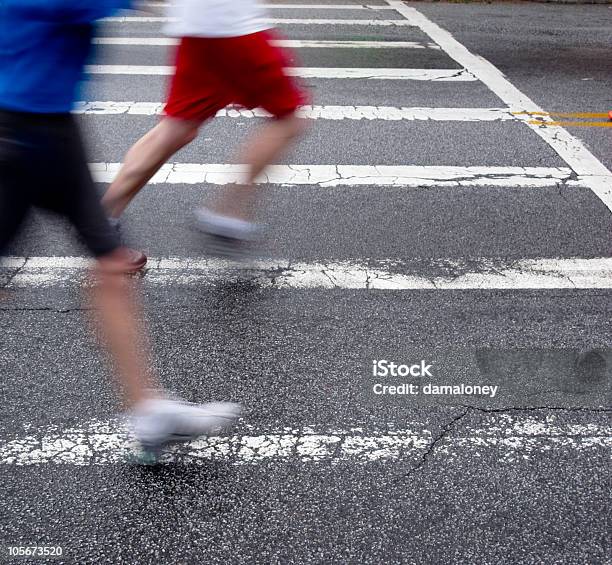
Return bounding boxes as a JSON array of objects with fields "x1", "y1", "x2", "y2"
[{"x1": 164, "y1": 30, "x2": 309, "y2": 122}]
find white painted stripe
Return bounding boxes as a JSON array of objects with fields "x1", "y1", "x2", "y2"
[
  {"x1": 85, "y1": 65, "x2": 473, "y2": 81},
  {"x1": 278, "y1": 39, "x2": 434, "y2": 49},
  {"x1": 87, "y1": 163, "x2": 572, "y2": 188},
  {"x1": 140, "y1": 2, "x2": 396, "y2": 9},
  {"x1": 258, "y1": 3, "x2": 396, "y2": 8},
  {"x1": 74, "y1": 102, "x2": 514, "y2": 122},
  {"x1": 387, "y1": 2, "x2": 612, "y2": 212},
  {"x1": 92, "y1": 37, "x2": 439, "y2": 49},
  {"x1": 102, "y1": 17, "x2": 414, "y2": 26},
  {"x1": 1, "y1": 417, "x2": 609, "y2": 465},
  {"x1": 74, "y1": 101, "x2": 167, "y2": 115},
  {"x1": 93, "y1": 36, "x2": 177, "y2": 45},
  {"x1": 2, "y1": 256, "x2": 611, "y2": 290}
]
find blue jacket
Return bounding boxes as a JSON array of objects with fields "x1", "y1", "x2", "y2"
[{"x1": 0, "y1": 0, "x2": 131, "y2": 113}]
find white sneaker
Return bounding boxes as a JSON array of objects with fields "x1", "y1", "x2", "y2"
[
  {"x1": 130, "y1": 398, "x2": 242, "y2": 454},
  {"x1": 194, "y1": 207, "x2": 260, "y2": 259}
]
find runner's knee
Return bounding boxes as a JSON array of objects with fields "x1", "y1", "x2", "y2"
[
  {"x1": 278, "y1": 113, "x2": 308, "y2": 138},
  {"x1": 160, "y1": 118, "x2": 199, "y2": 149}
]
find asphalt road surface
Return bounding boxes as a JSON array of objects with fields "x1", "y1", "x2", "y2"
[{"x1": 1, "y1": 2, "x2": 611, "y2": 564}]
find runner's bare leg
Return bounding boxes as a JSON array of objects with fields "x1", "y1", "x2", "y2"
[
  {"x1": 87, "y1": 251, "x2": 157, "y2": 407},
  {"x1": 211, "y1": 113, "x2": 307, "y2": 220},
  {"x1": 102, "y1": 117, "x2": 199, "y2": 218}
]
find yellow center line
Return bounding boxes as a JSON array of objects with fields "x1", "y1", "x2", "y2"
[{"x1": 527, "y1": 120, "x2": 612, "y2": 128}]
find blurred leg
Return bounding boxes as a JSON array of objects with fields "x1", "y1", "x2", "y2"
[
  {"x1": 242, "y1": 114, "x2": 307, "y2": 185},
  {"x1": 0, "y1": 175, "x2": 29, "y2": 301},
  {"x1": 212, "y1": 113, "x2": 307, "y2": 220},
  {"x1": 102, "y1": 117, "x2": 199, "y2": 218},
  {"x1": 202, "y1": 31, "x2": 309, "y2": 221},
  {"x1": 0, "y1": 174, "x2": 30, "y2": 258},
  {"x1": 87, "y1": 254, "x2": 156, "y2": 407},
  {"x1": 59, "y1": 118, "x2": 123, "y2": 259},
  {"x1": 0, "y1": 113, "x2": 33, "y2": 257},
  {"x1": 55, "y1": 117, "x2": 157, "y2": 409}
]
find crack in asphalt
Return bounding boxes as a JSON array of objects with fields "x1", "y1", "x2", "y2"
[
  {"x1": 252, "y1": 164, "x2": 574, "y2": 187},
  {"x1": 409, "y1": 407, "x2": 471, "y2": 476},
  {"x1": 406, "y1": 404, "x2": 611, "y2": 477},
  {"x1": 364, "y1": 267, "x2": 372, "y2": 290},
  {"x1": 0, "y1": 307, "x2": 83, "y2": 313},
  {"x1": 321, "y1": 269, "x2": 339, "y2": 288},
  {"x1": 555, "y1": 167, "x2": 579, "y2": 202},
  {"x1": 0, "y1": 257, "x2": 28, "y2": 290}
]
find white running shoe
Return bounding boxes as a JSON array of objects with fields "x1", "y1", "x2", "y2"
[
  {"x1": 194, "y1": 207, "x2": 260, "y2": 259},
  {"x1": 130, "y1": 398, "x2": 242, "y2": 459}
]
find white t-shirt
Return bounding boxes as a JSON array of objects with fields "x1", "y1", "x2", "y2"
[{"x1": 164, "y1": 0, "x2": 271, "y2": 38}]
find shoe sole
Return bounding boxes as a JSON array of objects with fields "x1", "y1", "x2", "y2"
[
  {"x1": 135, "y1": 405, "x2": 242, "y2": 463},
  {"x1": 200, "y1": 233, "x2": 252, "y2": 261}
]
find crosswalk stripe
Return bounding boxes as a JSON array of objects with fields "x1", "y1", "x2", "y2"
[
  {"x1": 88, "y1": 163, "x2": 572, "y2": 187},
  {"x1": 139, "y1": 3, "x2": 396, "y2": 9},
  {"x1": 3, "y1": 256, "x2": 611, "y2": 290},
  {"x1": 249, "y1": 3, "x2": 396, "y2": 8},
  {"x1": 246, "y1": 3, "x2": 395, "y2": 8},
  {"x1": 1, "y1": 417, "x2": 609, "y2": 465},
  {"x1": 92, "y1": 38, "x2": 439, "y2": 49},
  {"x1": 388, "y1": 2, "x2": 612, "y2": 213},
  {"x1": 74, "y1": 102, "x2": 513, "y2": 122},
  {"x1": 85, "y1": 65, "x2": 474, "y2": 81},
  {"x1": 101, "y1": 17, "x2": 415, "y2": 26}
]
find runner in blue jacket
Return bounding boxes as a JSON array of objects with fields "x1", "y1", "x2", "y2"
[
  {"x1": 0, "y1": 0, "x2": 131, "y2": 113},
  {"x1": 0, "y1": 0, "x2": 240, "y2": 463}
]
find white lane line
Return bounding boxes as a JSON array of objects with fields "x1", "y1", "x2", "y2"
[
  {"x1": 88, "y1": 163, "x2": 572, "y2": 188},
  {"x1": 1, "y1": 418, "x2": 609, "y2": 465},
  {"x1": 251, "y1": 3, "x2": 396, "y2": 8},
  {"x1": 387, "y1": 2, "x2": 612, "y2": 213},
  {"x1": 102, "y1": 17, "x2": 415, "y2": 25},
  {"x1": 2, "y1": 256, "x2": 611, "y2": 290},
  {"x1": 140, "y1": 3, "x2": 396, "y2": 9},
  {"x1": 85, "y1": 65, "x2": 474, "y2": 81},
  {"x1": 74, "y1": 102, "x2": 514, "y2": 122},
  {"x1": 92, "y1": 37, "x2": 439, "y2": 49},
  {"x1": 248, "y1": 3, "x2": 396, "y2": 8}
]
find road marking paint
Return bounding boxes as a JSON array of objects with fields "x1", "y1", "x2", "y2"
[
  {"x1": 74, "y1": 102, "x2": 514, "y2": 122},
  {"x1": 140, "y1": 2, "x2": 396, "y2": 9},
  {"x1": 386, "y1": 2, "x2": 612, "y2": 213},
  {"x1": 102, "y1": 17, "x2": 415, "y2": 25},
  {"x1": 92, "y1": 37, "x2": 439, "y2": 49},
  {"x1": 75, "y1": 101, "x2": 167, "y2": 115},
  {"x1": 528, "y1": 121, "x2": 612, "y2": 128},
  {"x1": 87, "y1": 163, "x2": 572, "y2": 187},
  {"x1": 2, "y1": 256, "x2": 611, "y2": 290},
  {"x1": 254, "y1": 3, "x2": 396, "y2": 8},
  {"x1": 514, "y1": 111, "x2": 611, "y2": 119},
  {"x1": 85, "y1": 65, "x2": 474, "y2": 81},
  {"x1": 0, "y1": 417, "x2": 609, "y2": 465},
  {"x1": 93, "y1": 37, "x2": 176, "y2": 45}
]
